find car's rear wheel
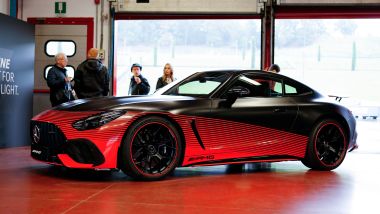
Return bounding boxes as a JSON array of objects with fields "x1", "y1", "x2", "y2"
[
  {"x1": 119, "y1": 116, "x2": 182, "y2": 180},
  {"x1": 302, "y1": 119, "x2": 348, "y2": 171}
]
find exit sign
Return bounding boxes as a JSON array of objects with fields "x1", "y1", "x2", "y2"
[{"x1": 55, "y1": 2, "x2": 66, "y2": 14}]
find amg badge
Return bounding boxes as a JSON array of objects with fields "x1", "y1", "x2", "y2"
[{"x1": 188, "y1": 155, "x2": 215, "y2": 162}]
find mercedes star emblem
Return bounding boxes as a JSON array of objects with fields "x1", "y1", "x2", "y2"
[{"x1": 33, "y1": 125, "x2": 40, "y2": 144}]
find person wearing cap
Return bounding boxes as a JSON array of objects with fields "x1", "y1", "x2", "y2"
[{"x1": 128, "y1": 63, "x2": 150, "y2": 95}]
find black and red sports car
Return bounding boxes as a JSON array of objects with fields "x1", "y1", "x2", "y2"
[{"x1": 31, "y1": 70, "x2": 358, "y2": 180}]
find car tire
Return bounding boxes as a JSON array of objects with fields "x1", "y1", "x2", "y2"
[
  {"x1": 302, "y1": 119, "x2": 348, "y2": 171},
  {"x1": 119, "y1": 116, "x2": 182, "y2": 180}
]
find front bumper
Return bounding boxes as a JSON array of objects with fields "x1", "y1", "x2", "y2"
[
  {"x1": 31, "y1": 121, "x2": 105, "y2": 167},
  {"x1": 30, "y1": 110, "x2": 136, "y2": 169}
]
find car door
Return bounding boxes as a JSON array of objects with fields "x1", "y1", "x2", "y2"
[{"x1": 195, "y1": 73, "x2": 300, "y2": 159}]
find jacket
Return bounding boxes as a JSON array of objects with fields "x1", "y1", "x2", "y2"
[
  {"x1": 46, "y1": 65, "x2": 74, "y2": 107},
  {"x1": 156, "y1": 76, "x2": 175, "y2": 90},
  {"x1": 128, "y1": 75, "x2": 150, "y2": 95},
  {"x1": 74, "y1": 59, "x2": 110, "y2": 99},
  {"x1": 156, "y1": 77, "x2": 166, "y2": 90}
]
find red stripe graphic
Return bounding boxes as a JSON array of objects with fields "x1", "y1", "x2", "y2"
[{"x1": 32, "y1": 110, "x2": 308, "y2": 169}]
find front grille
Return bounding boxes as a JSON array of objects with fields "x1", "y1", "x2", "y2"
[{"x1": 30, "y1": 121, "x2": 67, "y2": 163}]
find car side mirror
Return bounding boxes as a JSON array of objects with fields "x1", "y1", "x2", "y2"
[{"x1": 199, "y1": 77, "x2": 206, "y2": 83}]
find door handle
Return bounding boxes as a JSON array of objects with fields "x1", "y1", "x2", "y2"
[{"x1": 273, "y1": 108, "x2": 286, "y2": 113}]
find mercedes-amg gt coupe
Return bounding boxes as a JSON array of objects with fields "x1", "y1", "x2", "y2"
[{"x1": 31, "y1": 70, "x2": 358, "y2": 180}]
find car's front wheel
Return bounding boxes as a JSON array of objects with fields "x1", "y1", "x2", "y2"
[
  {"x1": 119, "y1": 116, "x2": 182, "y2": 180},
  {"x1": 302, "y1": 119, "x2": 348, "y2": 171}
]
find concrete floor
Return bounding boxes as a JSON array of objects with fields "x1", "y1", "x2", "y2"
[{"x1": 0, "y1": 120, "x2": 379, "y2": 214}]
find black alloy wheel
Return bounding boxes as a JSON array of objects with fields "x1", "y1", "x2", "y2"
[
  {"x1": 302, "y1": 119, "x2": 347, "y2": 171},
  {"x1": 119, "y1": 116, "x2": 182, "y2": 180}
]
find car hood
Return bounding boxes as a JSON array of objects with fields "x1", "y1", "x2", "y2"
[{"x1": 54, "y1": 95, "x2": 199, "y2": 112}]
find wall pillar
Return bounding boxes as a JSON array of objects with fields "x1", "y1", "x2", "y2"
[
  {"x1": 10, "y1": 0, "x2": 17, "y2": 17},
  {"x1": 262, "y1": 0, "x2": 275, "y2": 69}
]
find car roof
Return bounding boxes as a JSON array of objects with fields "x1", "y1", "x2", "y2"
[
  {"x1": 200, "y1": 69, "x2": 283, "y2": 78},
  {"x1": 202, "y1": 69, "x2": 274, "y2": 74},
  {"x1": 199, "y1": 69, "x2": 318, "y2": 97},
  {"x1": 206, "y1": 69, "x2": 308, "y2": 79}
]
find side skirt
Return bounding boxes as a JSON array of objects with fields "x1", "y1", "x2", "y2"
[{"x1": 183, "y1": 155, "x2": 301, "y2": 167}]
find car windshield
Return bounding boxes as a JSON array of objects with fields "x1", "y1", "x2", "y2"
[
  {"x1": 161, "y1": 71, "x2": 232, "y2": 97},
  {"x1": 153, "y1": 78, "x2": 183, "y2": 95}
]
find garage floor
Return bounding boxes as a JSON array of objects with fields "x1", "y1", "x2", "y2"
[{"x1": 0, "y1": 120, "x2": 379, "y2": 214}]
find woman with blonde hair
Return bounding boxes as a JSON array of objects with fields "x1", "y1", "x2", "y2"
[{"x1": 156, "y1": 63, "x2": 175, "y2": 90}]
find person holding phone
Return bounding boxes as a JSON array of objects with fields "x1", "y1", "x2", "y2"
[{"x1": 128, "y1": 63, "x2": 150, "y2": 95}]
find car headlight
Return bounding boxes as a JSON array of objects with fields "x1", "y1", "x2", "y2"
[{"x1": 72, "y1": 110, "x2": 126, "y2": 131}]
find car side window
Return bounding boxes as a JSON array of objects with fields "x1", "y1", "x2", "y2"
[
  {"x1": 285, "y1": 84, "x2": 297, "y2": 94},
  {"x1": 283, "y1": 81, "x2": 312, "y2": 96},
  {"x1": 223, "y1": 74, "x2": 283, "y2": 98}
]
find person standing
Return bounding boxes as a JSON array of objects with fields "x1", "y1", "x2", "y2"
[
  {"x1": 46, "y1": 53, "x2": 74, "y2": 107},
  {"x1": 128, "y1": 63, "x2": 150, "y2": 95},
  {"x1": 156, "y1": 63, "x2": 175, "y2": 90},
  {"x1": 74, "y1": 48, "x2": 110, "y2": 99}
]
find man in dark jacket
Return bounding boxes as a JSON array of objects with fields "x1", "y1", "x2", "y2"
[
  {"x1": 128, "y1": 63, "x2": 150, "y2": 95},
  {"x1": 74, "y1": 48, "x2": 110, "y2": 99},
  {"x1": 46, "y1": 53, "x2": 74, "y2": 107}
]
